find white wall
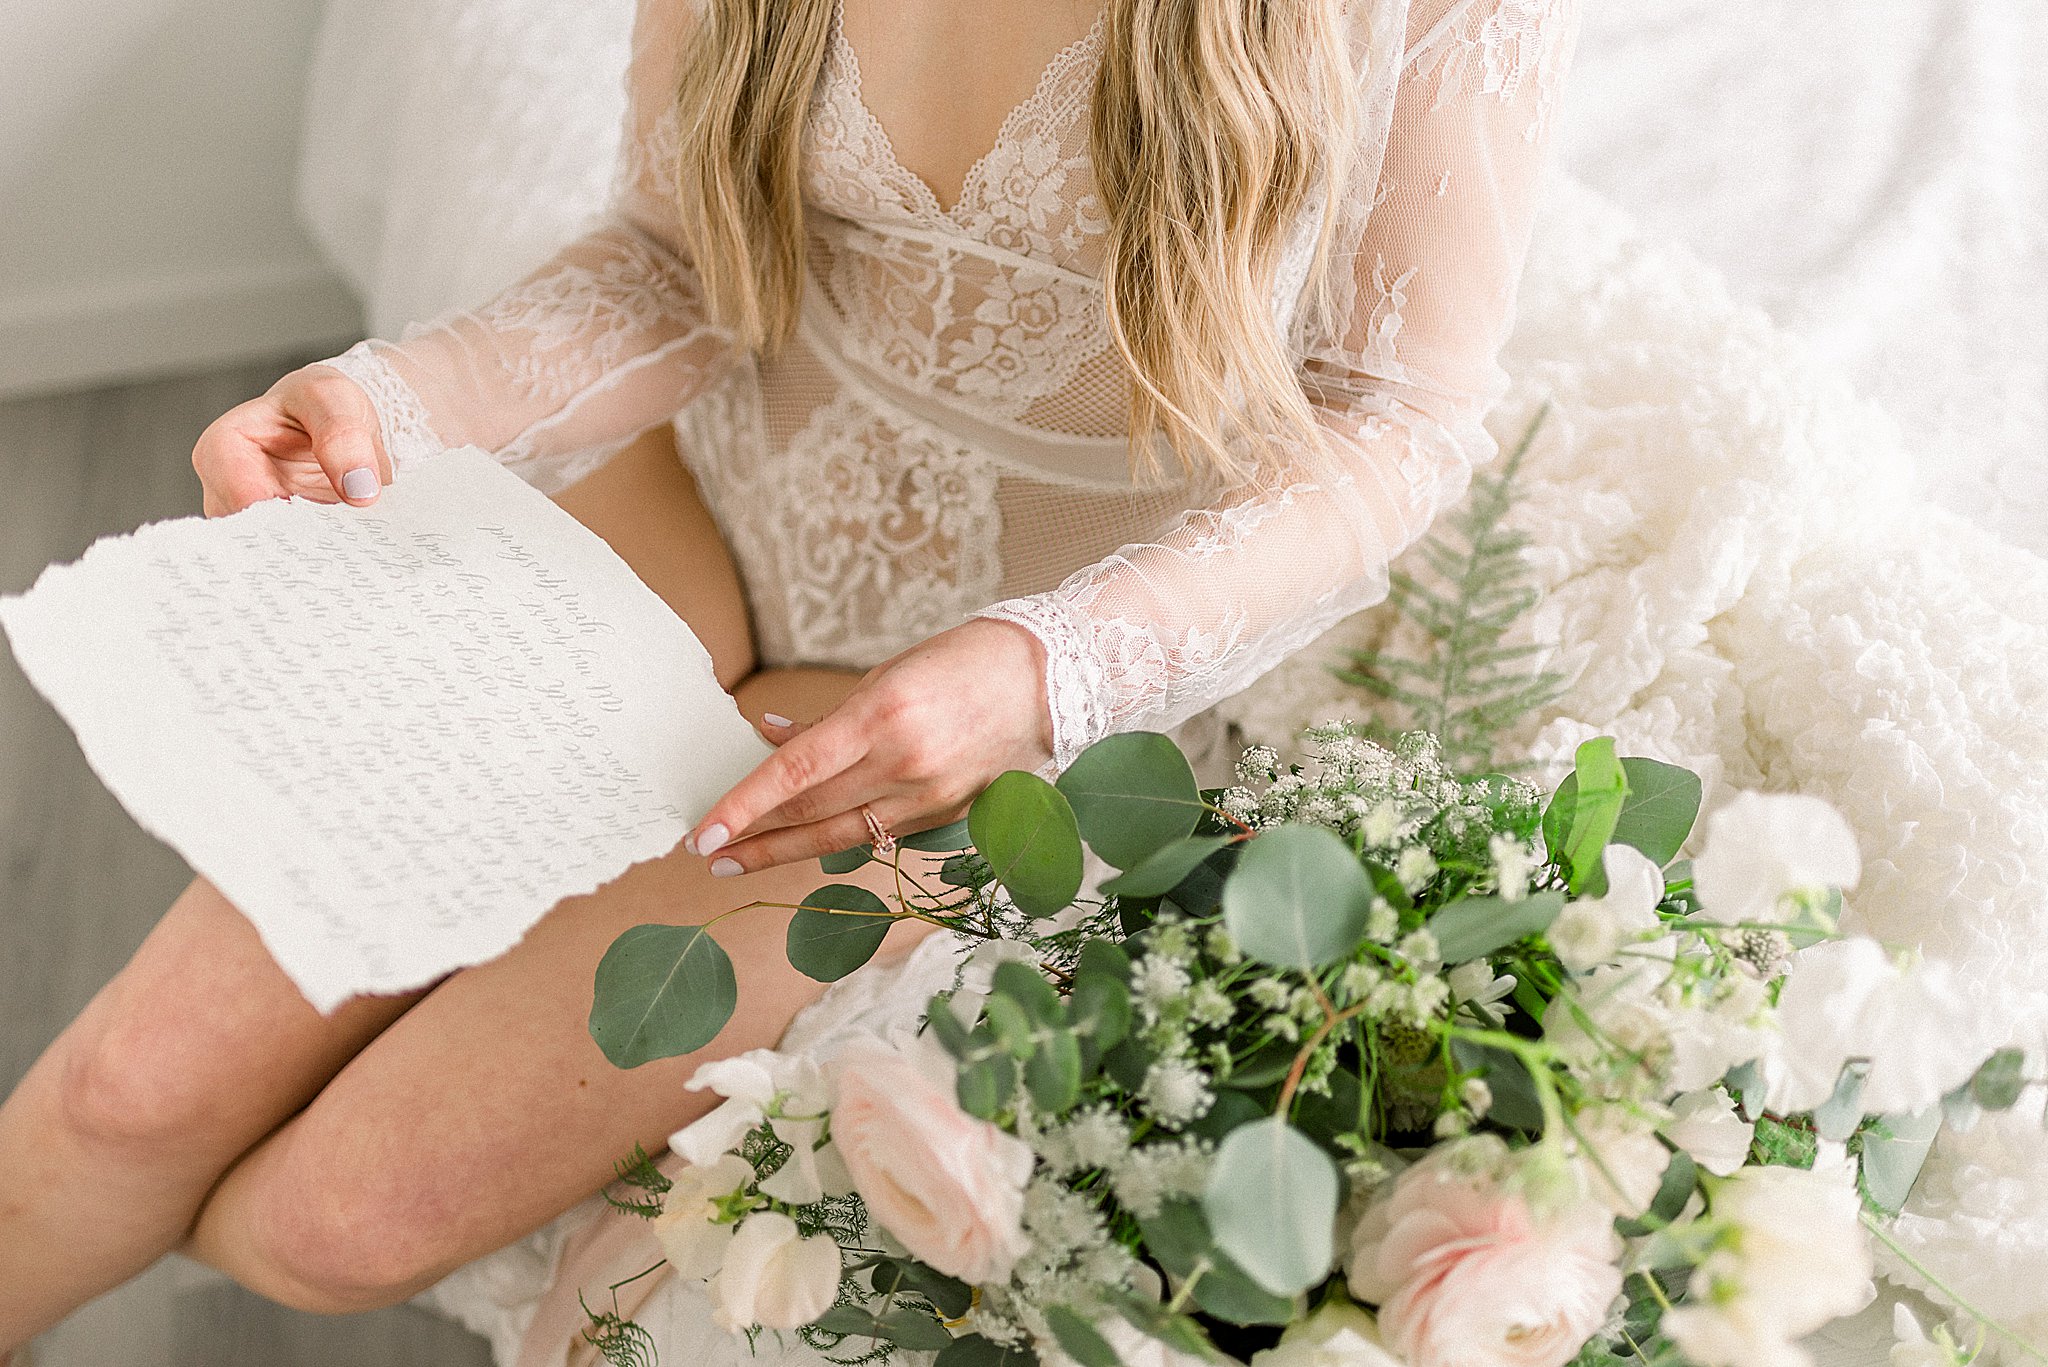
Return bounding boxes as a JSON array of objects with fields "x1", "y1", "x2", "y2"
[{"x1": 0, "y1": 0, "x2": 363, "y2": 398}]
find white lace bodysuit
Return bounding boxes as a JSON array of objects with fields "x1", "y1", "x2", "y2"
[{"x1": 324, "y1": 0, "x2": 1580, "y2": 776}]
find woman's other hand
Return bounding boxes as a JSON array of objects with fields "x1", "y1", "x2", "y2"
[
  {"x1": 191, "y1": 364, "x2": 391, "y2": 517},
  {"x1": 686, "y1": 619, "x2": 1058, "y2": 874}
]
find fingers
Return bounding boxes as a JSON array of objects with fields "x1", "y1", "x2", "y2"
[
  {"x1": 702, "y1": 790, "x2": 922, "y2": 879},
  {"x1": 756, "y1": 711, "x2": 807, "y2": 743},
  {"x1": 193, "y1": 403, "x2": 291, "y2": 517},
  {"x1": 289, "y1": 367, "x2": 390, "y2": 506},
  {"x1": 686, "y1": 714, "x2": 868, "y2": 860}
]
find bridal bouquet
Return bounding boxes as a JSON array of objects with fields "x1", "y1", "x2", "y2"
[{"x1": 584, "y1": 722, "x2": 2036, "y2": 1367}]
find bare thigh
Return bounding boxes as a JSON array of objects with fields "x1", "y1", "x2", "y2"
[{"x1": 173, "y1": 428, "x2": 912, "y2": 1306}]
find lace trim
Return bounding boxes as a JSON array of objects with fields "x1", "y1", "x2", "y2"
[
  {"x1": 320, "y1": 342, "x2": 444, "y2": 472},
  {"x1": 970, "y1": 596, "x2": 1106, "y2": 775}
]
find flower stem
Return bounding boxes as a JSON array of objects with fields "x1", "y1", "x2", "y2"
[{"x1": 1862, "y1": 1211, "x2": 2048, "y2": 1364}]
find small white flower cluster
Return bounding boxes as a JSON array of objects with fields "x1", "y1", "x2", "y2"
[{"x1": 1219, "y1": 725, "x2": 1545, "y2": 906}]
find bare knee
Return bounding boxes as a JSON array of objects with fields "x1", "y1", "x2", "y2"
[
  {"x1": 53, "y1": 1014, "x2": 245, "y2": 1159},
  {"x1": 201, "y1": 1138, "x2": 468, "y2": 1315}
]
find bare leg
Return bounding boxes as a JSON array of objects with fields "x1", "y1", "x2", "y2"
[
  {"x1": 0, "y1": 424, "x2": 759, "y2": 1347},
  {"x1": 0, "y1": 876, "x2": 423, "y2": 1345},
  {"x1": 181, "y1": 665, "x2": 922, "y2": 1310}
]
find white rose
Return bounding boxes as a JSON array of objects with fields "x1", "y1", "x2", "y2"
[
  {"x1": 651, "y1": 1153, "x2": 755, "y2": 1281},
  {"x1": 709, "y1": 1211, "x2": 844, "y2": 1332},
  {"x1": 1691, "y1": 790, "x2": 1860, "y2": 926},
  {"x1": 1250, "y1": 1302, "x2": 1405, "y2": 1367},
  {"x1": 828, "y1": 1032, "x2": 1035, "y2": 1283},
  {"x1": 1662, "y1": 1089, "x2": 1753, "y2": 1177},
  {"x1": 1551, "y1": 846, "x2": 1666, "y2": 973}
]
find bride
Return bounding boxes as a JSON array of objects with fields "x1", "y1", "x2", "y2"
[{"x1": 0, "y1": 0, "x2": 1576, "y2": 1359}]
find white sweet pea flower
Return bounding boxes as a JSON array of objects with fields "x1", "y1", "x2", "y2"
[
  {"x1": 1764, "y1": 939, "x2": 1996, "y2": 1115},
  {"x1": 1448, "y1": 960, "x2": 1517, "y2": 1009},
  {"x1": 1550, "y1": 845, "x2": 1666, "y2": 972},
  {"x1": 1691, "y1": 790, "x2": 1860, "y2": 926},
  {"x1": 1663, "y1": 1089, "x2": 1754, "y2": 1176},
  {"x1": 1888, "y1": 1303, "x2": 1972, "y2": 1367},
  {"x1": 1569, "y1": 1105, "x2": 1673, "y2": 1217},
  {"x1": 1250, "y1": 1302, "x2": 1405, "y2": 1366},
  {"x1": 651, "y1": 1153, "x2": 755, "y2": 1281},
  {"x1": 670, "y1": 1050, "x2": 829, "y2": 1167},
  {"x1": 1661, "y1": 1163, "x2": 1874, "y2": 1367},
  {"x1": 709, "y1": 1211, "x2": 844, "y2": 1333}
]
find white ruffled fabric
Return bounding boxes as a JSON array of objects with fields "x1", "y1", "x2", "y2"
[{"x1": 1223, "y1": 179, "x2": 2048, "y2": 1364}]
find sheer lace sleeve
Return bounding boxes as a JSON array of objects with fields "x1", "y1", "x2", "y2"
[
  {"x1": 972, "y1": 0, "x2": 1580, "y2": 773},
  {"x1": 319, "y1": 1, "x2": 740, "y2": 493}
]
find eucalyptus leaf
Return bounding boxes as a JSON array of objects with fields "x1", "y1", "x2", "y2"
[
  {"x1": 1428, "y1": 889, "x2": 1565, "y2": 965},
  {"x1": 819, "y1": 844, "x2": 872, "y2": 875},
  {"x1": 875, "y1": 1307, "x2": 956, "y2": 1350},
  {"x1": 873, "y1": 1259, "x2": 974, "y2": 1319},
  {"x1": 1138, "y1": 1204, "x2": 1295, "y2": 1326},
  {"x1": 1814, "y1": 1062, "x2": 1870, "y2": 1142},
  {"x1": 1056, "y1": 731, "x2": 1205, "y2": 869},
  {"x1": 589, "y1": 923, "x2": 738, "y2": 1068},
  {"x1": 786, "y1": 884, "x2": 893, "y2": 982},
  {"x1": 1971, "y1": 1047, "x2": 2028, "y2": 1110},
  {"x1": 901, "y1": 818, "x2": 974, "y2": 852},
  {"x1": 937, "y1": 1336, "x2": 1040, "y2": 1367},
  {"x1": 1025, "y1": 1028, "x2": 1084, "y2": 1112},
  {"x1": 1861, "y1": 1108, "x2": 1942, "y2": 1214},
  {"x1": 1222, "y1": 825, "x2": 1375, "y2": 969},
  {"x1": 1044, "y1": 1307, "x2": 1120, "y2": 1367},
  {"x1": 969, "y1": 771, "x2": 1085, "y2": 918},
  {"x1": 1203, "y1": 1117, "x2": 1339, "y2": 1297},
  {"x1": 993, "y1": 959, "x2": 1065, "y2": 1025},
  {"x1": 1448, "y1": 1038, "x2": 1546, "y2": 1132},
  {"x1": 1545, "y1": 757, "x2": 1701, "y2": 883},
  {"x1": 1100, "y1": 834, "x2": 1235, "y2": 900}
]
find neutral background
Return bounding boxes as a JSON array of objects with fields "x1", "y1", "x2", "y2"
[{"x1": 0, "y1": 0, "x2": 362, "y2": 398}]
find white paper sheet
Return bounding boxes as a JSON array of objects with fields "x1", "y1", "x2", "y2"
[{"x1": 0, "y1": 448, "x2": 772, "y2": 1011}]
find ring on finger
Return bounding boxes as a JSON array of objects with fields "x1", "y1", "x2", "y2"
[{"x1": 861, "y1": 804, "x2": 897, "y2": 855}]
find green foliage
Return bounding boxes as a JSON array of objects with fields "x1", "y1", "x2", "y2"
[
  {"x1": 936, "y1": 1336, "x2": 1041, "y2": 1366},
  {"x1": 1861, "y1": 1107, "x2": 1942, "y2": 1213},
  {"x1": 1222, "y1": 825, "x2": 1375, "y2": 969},
  {"x1": 1750, "y1": 1115, "x2": 1819, "y2": 1170},
  {"x1": 1543, "y1": 756, "x2": 1701, "y2": 882},
  {"x1": 1971, "y1": 1047, "x2": 2029, "y2": 1109},
  {"x1": 601, "y1": 1142, "x2": 674, "y2": 1220},
  {"x1": 1044, "y1": 1306, "x2": 1121, "y2": 1367},
  {"x1": 1139, "y1": 1201, "x2": 1297, "y2": 1325},
  {"x1": 1100, "y1": 833, "x2": 1234, "y2": 899},
  {"x1": 1556, "y1": 738, "x2": 1628, "y2": 895},
  {"x1": 1428, "y1": 889, "x2": 1565, "y2": 964},
  {"x1": 588, "y1": 923, "x2": 738, "y2": 1068},
  {"x1": 1334, "y1": 405, "x2": 1568, "y2": 776},
  {"x1": 787, "y1": 884, "x2": 895, "y2": 982},
  {"x1": 1203, "y1": 1118, "x2": 1340, "y2": 1298},
  {"x1": 582, "y1": 1295, "x2": 660, "y2": 1367},
  {"x1": 1056, "y1": 731, "x2": 1205, "y2": 869},
  {"x1": 968, "y1": 771, "x2": 1086, "y2": 918}
]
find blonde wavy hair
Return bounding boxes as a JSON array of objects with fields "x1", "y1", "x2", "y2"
[{"x1": 670, "y1": 0, "x2": 1359, "y2": 483}]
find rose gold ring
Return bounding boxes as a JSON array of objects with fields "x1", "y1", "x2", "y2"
[{"x1": 861, "y1": 805, "x2": 897, "y2": 855}]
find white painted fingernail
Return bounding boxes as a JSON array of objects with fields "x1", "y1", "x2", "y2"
[
  {"x1": 710, "y1": 857, "x2": 743, "y2": 878},
  {"x1": 763, "y1": 713, "x2": 794, "y2": 728},
  {"x1": 695, "y1": 822, "x2": 729, "y2": 856},
  {"x1": 341, "y1": 468, "x2": 378, "y2": 501}
]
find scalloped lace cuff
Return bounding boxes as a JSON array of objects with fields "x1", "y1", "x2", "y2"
[
  {"x1": 970, "y1": 596, "x2": 1110, "y2": 778},
  {"x1": 320, "y1": 342, "x2": 446, "y2": 474}
]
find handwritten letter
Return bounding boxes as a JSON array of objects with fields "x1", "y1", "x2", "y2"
[{"x1": 0, "y1": 449, "x2": 771, "y2": 1010}]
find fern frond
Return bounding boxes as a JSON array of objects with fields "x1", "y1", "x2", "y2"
[
  {"x1": 1334, "y1": 403, "x2": 1569, "y2": 774},
  {"x1": 581, "y1": 1294, "x2": 660, "y2": 1367},
  {"x1": 601, "y1": 1143, "x2": 673, "y2": 1219}
]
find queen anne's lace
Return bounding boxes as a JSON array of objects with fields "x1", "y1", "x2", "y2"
[{"x1": 315, "y1": 0, "x2": 1581, "y2": 772}]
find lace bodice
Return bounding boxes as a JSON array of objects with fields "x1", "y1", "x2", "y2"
[{"x1": 323, "y1": 0, "x2": 1580, "y2": 773}]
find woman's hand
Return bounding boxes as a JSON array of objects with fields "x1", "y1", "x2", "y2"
[
  {"x1": 191, "y1": 364, "x2": 392, "y2": 517},
  {"x1": 685, "y1": 618, "x2": 1057, "y2": 874}
]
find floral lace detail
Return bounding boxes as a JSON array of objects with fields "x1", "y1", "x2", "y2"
[
  {"x1": 970, "y1": 595, "x2": 1106, "y2": 775},
  {"x1": 322, "y1": 341, "x2": 443, "y2": 471},
  {"x1": 679, "y1": 376, "x2": 1004, "y2": 670},
  {"x1": 465, "y1": 228, "x2": 714, "y2": 407},
  {"x1": 1411, "y1": 0, "x2": 1577, "y2": 141}
]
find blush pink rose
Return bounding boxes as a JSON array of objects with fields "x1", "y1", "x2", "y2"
[
  {"x1": 828, "y1": 1033, "x2": 1035, "y2": 1284},
  {"x1": 1345, "y1": 1141, "x2": 1624, "y2": 1367}
]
